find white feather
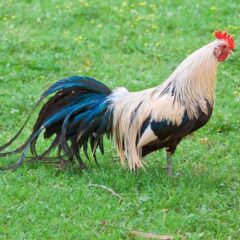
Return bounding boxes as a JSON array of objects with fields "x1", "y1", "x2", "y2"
[{"x1": 137, "y1": 125, "x2": 158, "y2": 149}]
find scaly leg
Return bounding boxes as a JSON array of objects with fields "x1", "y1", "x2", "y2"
[{"x1": 166, "y1": 151, "x2": 173, "y2": 176}]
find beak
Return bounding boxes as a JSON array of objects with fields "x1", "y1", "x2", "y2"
[{"x1": 228, "y1": 49, "x2": 236, "y2": 54}]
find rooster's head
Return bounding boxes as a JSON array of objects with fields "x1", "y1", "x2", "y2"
[{"x1": 214, "y1": 31, "x2": 235, "y2": 62}]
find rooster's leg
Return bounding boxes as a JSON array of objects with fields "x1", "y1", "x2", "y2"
[{"x1": 166, "y1": 151, "x2": 173, "y2": 176}]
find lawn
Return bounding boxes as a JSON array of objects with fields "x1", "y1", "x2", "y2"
[{"x1": 0, "y1": 0, "x2": 240, "y2": 239}]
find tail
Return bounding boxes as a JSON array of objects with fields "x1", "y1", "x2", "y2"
[{"x1": 0, "y1": 76, "x2": 113, "y2": 170}]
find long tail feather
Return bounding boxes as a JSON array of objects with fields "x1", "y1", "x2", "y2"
[{"x1": 0, "y1": 76, "x2": 113, "y2": 170}]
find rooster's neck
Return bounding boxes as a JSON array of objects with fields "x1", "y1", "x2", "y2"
[{"x1": 157, "y1": 42, "x2": 219, "y2": 119}]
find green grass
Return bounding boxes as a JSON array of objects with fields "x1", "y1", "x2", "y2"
[{"x1": 0, "y1": 0, "x2": 240, "y2": 239}]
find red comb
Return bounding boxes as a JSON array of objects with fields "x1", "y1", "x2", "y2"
[{"x1": 214, "y1": 31, "x2": 235, "y2": 50}]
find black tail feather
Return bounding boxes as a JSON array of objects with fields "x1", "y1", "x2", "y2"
[{"x1": 0, "y1": 76, "x2": 113, "y2": 170}]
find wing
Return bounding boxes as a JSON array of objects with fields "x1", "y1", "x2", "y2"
[{"x1": 137, "y1": 112, "x2": 196, "y2": 149}]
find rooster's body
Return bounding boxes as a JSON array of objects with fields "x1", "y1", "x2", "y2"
[{"x1": 0, "y1": 31, "x2": 235, "y2": 174}]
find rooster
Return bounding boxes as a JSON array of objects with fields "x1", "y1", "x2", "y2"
[{"x1": 0, "y1": 31, "x2": 235, "y2": 175}]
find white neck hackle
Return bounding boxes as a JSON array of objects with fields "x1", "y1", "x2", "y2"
[{"x1": 155, "y1": 40, "x2": 224, "y2": 119}]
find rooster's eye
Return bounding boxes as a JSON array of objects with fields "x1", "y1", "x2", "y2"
[{"x1": 221, "y1": 45, "x2": 228, "y2": 50}]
